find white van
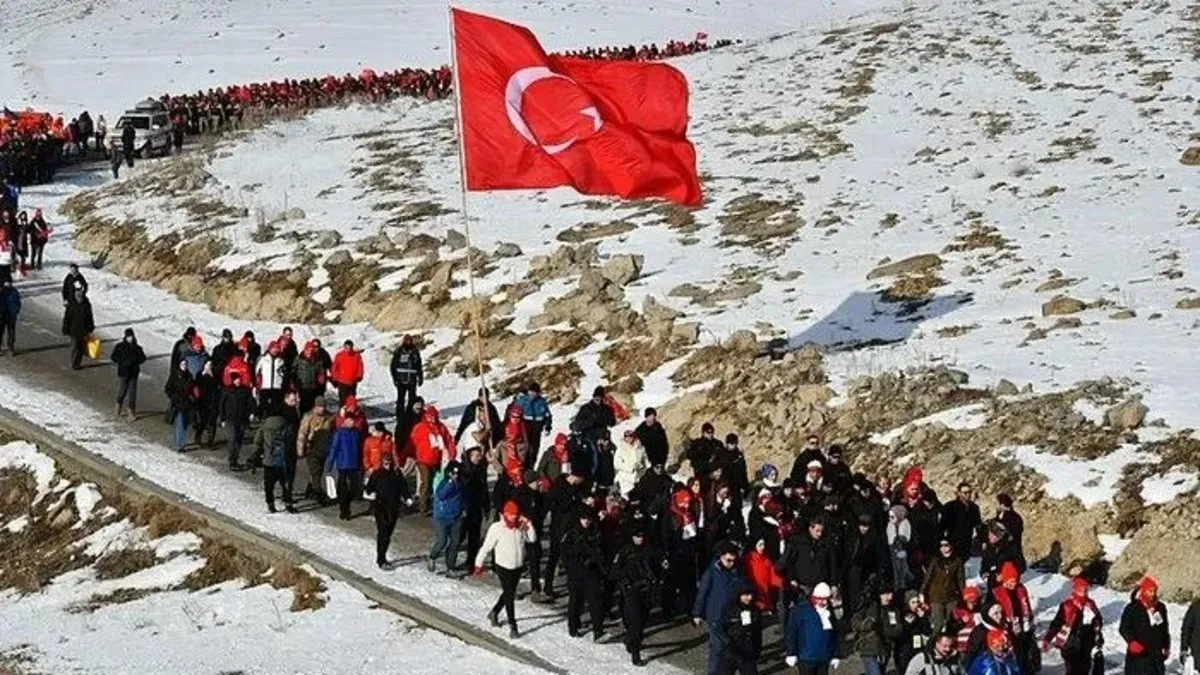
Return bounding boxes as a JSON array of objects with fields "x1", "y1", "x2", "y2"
[{"x1": 110, "y1": 99, "x2": 172, "y2": 157}]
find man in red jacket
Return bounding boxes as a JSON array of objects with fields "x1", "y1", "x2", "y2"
[
  {"x1": 330, "y1": 339, "x2": 364, "y2": 404},
  {"x1": 407, "y1": 405, "x2": 456, "y2": 516}
]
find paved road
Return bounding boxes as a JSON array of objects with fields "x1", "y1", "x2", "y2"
[{"x1": 1, "y1": 250, "x2": 809, "y2": 675}]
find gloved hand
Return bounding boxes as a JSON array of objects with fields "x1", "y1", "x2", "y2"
[
  {"x1": 1128, "y1": 641, "x2": 1145, "y2": 656},
  {"x1": 472, "y1": 566, "x2": 485, "y2": 577},
  {"x1": 831, "y1": 659, "x2": 841, "y2": 669},
  {"x1": 785, "y1": 656, "x2": 797, "y2": 667}
]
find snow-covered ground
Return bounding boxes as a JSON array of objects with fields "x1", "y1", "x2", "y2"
[{"x1": 0, "y1": 442, "x2": 539, "y2": 675}]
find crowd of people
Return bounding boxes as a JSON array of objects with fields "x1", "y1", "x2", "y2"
[{"x1": 45, "y1": 291, "x2": 1190, "y2": 675}]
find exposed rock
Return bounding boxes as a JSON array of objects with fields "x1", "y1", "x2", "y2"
[
  {"x1": 1181, "y1": 147, "x2": 1200, "y2": 166},
  {"x1": 1105, "y1": 397, "x2": 1148, "y2": 430},
  {"x1": 427, "y1": 262, "x2": 455, "y2": 299},
  {"x1": 1110, "y1": 309, "x2": 1136, "y2": 320},
  {"x1": 670, "y1": 322, "x2": 700, "y2": 345},
  {"x1": 867, "y1": 253, "x2": 944, "y2": 280},
  {"x1": 643, "y1": 295, "x2": 683, "y2": 326},
  {"x1": 600, "y1": 254, "x2": 644, "y2": 286},
  {"x1": 1042, "y1": 295, "x2": 1087, "y2": 316},
  {"x1": 355, "y1": 232, "x2": 394, "y2": 255},
  {"x1": 1176, "y1": 297, "x2": 1200, "y2": 310},
  {"x1": 445, "y1": 229, "x2": 468, "y2": 250},
  {"x1": 995, "y1": 379, "x2": 1020, "y2": 396},
  {"x1": 314, "y1": 230, "x2": 342, "y2": 248},
  {"x1": 279, "y1": 207, "x2": 306, "y2": 222},
  {"x1": 495, "y1": 242, "x2": 523, "y2": 258},
  {"x1": 1035, "y1": 277, "x2": 1076, "y2": 293},
  {"x1": 728, "y1": 330, "x2": 759, "y2": 352},
  {"x1": 326, "y1": 250, "x2": 353, "y2": 267}
]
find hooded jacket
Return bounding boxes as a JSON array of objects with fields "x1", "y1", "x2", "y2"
[
  {"x1": 330, "y1": 347, "x2": 364, "y2": 386},
  {"x1": 408, "y1": 406, "x2": 456, "y2": 467}
]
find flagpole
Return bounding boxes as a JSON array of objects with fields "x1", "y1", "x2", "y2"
[{"x1": 447, "y1": 6, "x2": 496, "y2": 455}]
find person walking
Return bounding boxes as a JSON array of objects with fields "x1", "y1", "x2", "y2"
[
  {"x1": 164, "y1": 360, "x2": 195, "y2": 452},
  {"x1": 61, "y1": 286, "x2": 94, "y2": 370},
  {"x1": 1042, "y1": 577, "x2": 1103, "y2": 675},
  {"x1": 1120, "y1": 577, "x2": 1169, "y2": 675},
  {"x1": 514, "y1": 381, "x2": 551, "y2": 465},
  {"x1": 428, "y1": 460, "x2": 465, "y2": 574},
  {"x1": 906, "y1": 633, "x2": 964, "y2": 675},
  {"x1": 723, "y1": 585, "x2": 765, "y2": 675},
  {"x1": 784, "y1": 582, "x2": 840, "y2": 675},
  {"x1": 95, "y1": 115, "x2": 107, "y2": 156},
  {"x1": 1182, "y1": 599, "x2": 1200, "y2": 675},
  {"x1": 694, "y1": 541, "x2": 745, "y2": 675},
  {"x1": 121, "y1": 121, "x2": 136, "y2": 168},
  {"x1": 461, "y1": 446, "x2": 490, "y2": 566},
  {"x1": 327, "y1": 400, "x2": 366, "y2": 520},
  {"x1": 28, "y1": 210, "x2": 49, "y2": 270},
  {"x1": 923, "y1": 538, "x2": 966, "y2": 633},
  {"x1": 563, "y1": 505, "x2": 608, "y2": 641},
  {"x1": 613, "y1": 526, "x2": 659, "y2": 667},
  {"x1": 0, "y1": 280, "x2": 20, "y2": 355},
  {"x1": 853, "y1": 587, "x2": 903, "y2": 675},
  {"x1": 294, "y1": 340, "x2": 328, "y2": 414},
  {"x1": 330, "y1": 339, "x2": 364, "y2": 403},
  {"x1": 967, "y1": 631, "x2": 1020, "y2": 675},
  {"x1": 389, "y1": 334, "x2": 422, "y2": 424},
  {"x1": 297, "y1": 401, "x2": 333, "y2": 503},
  {"x1": 220, "y1": 370, "x2": 254, "y2": 470},
  {"x1": 110, "y1": 328, "x2": 146, "y2": 420},
  {"x1": 408, "y1": 405, "x2": 456, "y2": 516},
  {"x1": 365, "y1": 451, "x2": 406, "y2": 569},
  {"x1": 254, "y1": 392, "x2": 299, "y2": 513},
  {"x1": 474, "y1": 499, "x2": 536, "y2": 638}
]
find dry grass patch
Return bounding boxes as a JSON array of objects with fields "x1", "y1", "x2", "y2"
[
  {"x1": 270, "y1": 565, "x2": 328, "y2": 612},
  {"x1": 66, "y1": 587, "x2": 163, "y2": 614},
  {"x1": 93, "y1": 547, "x2": 159, "y2": 582},
  {"x1": 496, "y1": 360, "x2": 585, "y2": 404},
  {"x1": 177, "y1": 539, "x2": 269, "y2": 591},
  {"x1": 557, "y1": 220, "x2": 637, "y2": 243}
]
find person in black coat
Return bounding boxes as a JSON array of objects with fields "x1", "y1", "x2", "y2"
[
  {"x1": 0, "y1": 280, "x2": 20, "y2": 355},
  {"x1": 980, "y1": 521, "x2": 1026, "y2": 587},
  {"x1": 1042, "y1": 577, "x2": 1103, "y2": 675},
  {"x1": 110, "y1": 327, "x2": 146, "y2": 419},
  {"x1": 684, "y1": 422, "x2": 721, "y2": 487},
  {"x1": 629, "y1": 463, "x2": 673, "y2": 517},
  {"x1": 1120, "y1": 578, "x2": 1169, "y2": 675},
  {"x1": 220, "y1": 371, "x2": 254, "y2": 470},
  {"x1": 573, "y1": 386, "x2": 618, "y2": 446},
  {"x1": 941, "y1": 483, "x2": 984, "y2": 561},
  {"x1": 60, "y1": 263, "x2": 88, "y2": 304},
  {"x1": 843, "y1": 512, "x2": 890, "y2": 612},
  {"x1": 721, "y1": 585, "x2": 764, "y2": 674},
  {"x1": 612, "y1": 527, "x2": 660, "y2": 666},
  {"x1": 563, "y1": 507, "x2": 608, "y2": 640},
  {"x1": 389, "y1": 334, "x2": 423, "y2": 425},
  {"x1": 192, "y1": 362, "x2": 220, "y2": 448},
  {"x1": 711, "y1": 433, "x2": 750, "y2": 503},
  {"x1": 995, "y1": 494, "x2": 1025, "y2": 555},
  {"x1": 461, "y1": 447, "x2": 490, "y2": 568},
  {"x1": 169, "y1": 326, "x2": 198, "y2": 377},
  {"x1": 775, "y1": 517, "x2": 836, "y2": 633},
  {"x1": 788, "y1": 434, "x2": 827, "y2": 483},
  {"x1": 634, "y1": 407, "x2": 670, "y2": 467},
  {"x1": 121, "y1": 122, "x2": 136, "y2": 166},
  {"x1": 1182, "y1": 600, "x2": 1200, "y2": 674},
  {"x1": 209, "y1": 328, "x2": 237, "y2": 381},
  {"x1": 61, "y1": 288, "x2": 94, "y2": 370},
  {"x1": 543, "y1": 471, "x2": 588, "y2": 598},
  {"x1": 365, "y1": 452, "x2": 406, "y2": 569}
]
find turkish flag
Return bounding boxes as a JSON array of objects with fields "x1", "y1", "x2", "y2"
[{"x1": 451, "y1": 8, "x2": 702, "y2": 206}]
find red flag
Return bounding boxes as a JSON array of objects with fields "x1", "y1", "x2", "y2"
[{"x1": 451, "y1": 8, "x2": 701, "y2": 206}]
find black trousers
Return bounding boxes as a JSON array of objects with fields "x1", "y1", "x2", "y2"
[
  {"x1": 374, "y1": 506, "x2": 398, "y2": 564},
  {"x1": 0, "y1": 318, "x2": 16, "y2": 351},
  {"x1": 336, "y1": 470, "x2": 359, "y2": 518},
  {"x1": 567, "y1": 573, "x2": 605, "y2": 637},
  {"x1": 264, "y1": 465, "x2": 293, "y2": 506},
  {"x1": 336, "y1": 383, "x2": 357, "y2": 405},
  {"x1": 525, "y1": 540, "x2": 543, "y2": 593},
  {"x1": 725, "y1": 654, "x2": 759, "y2": 675},
  {"x1": 70, "y1": 334, "x2": 87, "y2": 368},
  {"x1": 621, "y1": 588, "x2": 650, "y2": 655},
  {"x1": 492, "y1": 566, "x2": 521, "y2": 628},
  {"x1": 464, "y1": 509, "x2": 484, "y2": 570},
  {"x1": 194, "y1": 402, "x2": 218, "y2": 445},
  {"x1": 661, "y1": 557, "x2": 696, "y2": 621},
  {"x1": 395, "y1": 383, "x2": 417, "y2": 424},
  {"x1": 30, "y1": 241, "x2": 44, "y2": 269},
  {"x1": 116, "y1": 375, "x2": 138, "y2": 410},
  {"x1": 226, "y1": 423, "x2": 245, "y2": 466},
  {"x1": 797, "y1": 666, "x2": 828, "y2": 675},
  {"x1": 542, "y1": 533, "x2": 562, "y2": 594}
]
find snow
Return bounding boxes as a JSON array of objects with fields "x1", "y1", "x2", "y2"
[
  {"x1": 0, "y1": 440, "x2": 59, "y2": 506},
  {"x1": 0, "y1": 443, "x2": 541, "y2": 675},
  {"x1": 870, "y1": 403, "x2": 989, "y2": 445},
  {"x1": 4, "y1": 516, "x2": 29, "y2": 534},
  {"x1": 1098, "y1": 534, "x2": 1132, "y2": 563},
  {"x1": 71, "y1": 484, "x2": 104, "y2": 525},
  {"x1": 995, "y1": 444, "x2": 1152, "y2": 509},
  {"x1": 1140, "y1": 469, "x2": 1199, "y2": 506},
  {"x1": 1073, "y1": 399, "x2": 1109, "y2": 427}
]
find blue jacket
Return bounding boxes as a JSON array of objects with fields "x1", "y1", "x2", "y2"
[
  {"x1": 514, "y1": 393, "x2": 552, "y2": 427},
  {"x1": 0, "y1": 286, "x2": 20, "y2": 320},
  {"x1": 182, "y1": 349, "x2": 208, "y2": 378},
  {"x1": 967, "y1": 652, "x2": 1020, "y2": 675},
  {"x1": 785, "y1": 602, "x2": 837, "y2": 665},
  {"x1": 433, "y1": 477, "x2": 465, "y2": 522},
  {"x1": 693, "y1": 561, "x2": 743, "y2": 624},
  {"x1": 326, "y1": 427, "x2": 361, "y2": 472}
]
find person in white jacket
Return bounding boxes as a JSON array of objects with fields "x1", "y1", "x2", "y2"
[
  {"x1": 474, "y1": 500, "x2": 536, "y2": 637},
  {"x1": 255, "y1": 340, "x2": 289, "y2": 414},
  {"x1": 613, "y1": 429, "x2": 647, "y2": 496}
]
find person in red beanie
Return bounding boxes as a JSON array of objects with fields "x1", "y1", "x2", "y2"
[
  {"x1": 991, "y1": 561, "x2": 1037, "y2": 674},
  {"x1": 1042, "y1": 576, "x2": 1103, "y2": 675},
  {"x1": 330, "y1": 339, "x2": 364, "y2": 403},
  {"x1": 1120, "y1": 576, "x2": 1169, "y2": 675},
  {"x1": 536, "y1": 432, "x2": 572, "y2": 481},
  {"x1": 474, "y1": 499, "x2": 534, "y2": 638},
  {"x1": 967, "y1": 630, "x2": 1020, "y2": 675},
  {"x1": 948, "y1": 585, "x2": 984, "y2": 656}
]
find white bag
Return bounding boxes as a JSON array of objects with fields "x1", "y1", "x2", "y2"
[
  {"x1": 324, "y1": 473, "x2": 338, "y2": 499},
  {"x1": 682, "y1": 523, "x2": 697, "y2": 540},
  {"x1": 1184, "y1": 655, "x2": 1195, "y2": 675}
]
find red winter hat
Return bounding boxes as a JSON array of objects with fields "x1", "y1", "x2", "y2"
[
  {"x1": 962, "y1": 586, "x2": 982, "y2": 603},
  {"x1": 1071, "y1": 577, "x2": 1090, "y2": 595},
  {"x1": 986, "y1": 629, "x2": 1008, "y2": 651},
  {"x1": 345, "y1": 395, "x2": 359, "y2": 410},
  {"x1": 554, "y1": 433, "x2": 569, "y2": 450},
  {"x1": 190, "y1": 335, "x2": 204, "y2": 350},
  {"x1": 998, "y1": 562, "x2": 1020, "y2": 584},
  {"x1": 502, "y1": 500, "x2": 520, "y2": 518},
  {"x1": 673, "y1": 489, "x2": 692, "y2": 508}
]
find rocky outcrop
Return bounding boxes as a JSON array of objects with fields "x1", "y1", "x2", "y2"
[
  {"x1": 1042, "y1": 296, "x2": 1087, "y2": 316},
  {"x1": 866, "y1": 253, "x2": 943, "y2": 280},
  {"x1": 1105, "y1": 397, "x2": 1148, "y2": 430}
]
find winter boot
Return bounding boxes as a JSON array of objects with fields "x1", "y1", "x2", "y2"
[
  {"x1": 116, "y1": 403, "x2": 124, "y2": 417},
  {"x1": 631, "y1": 652, "x2": 645, "y2": 667},
  {"x1": 508, "y1": 625, "x2": 519, "y2": 639},
  {"x1": 267, "y1": 502, "x2": 277, "y2": 514},
  {"x1": 487, "y1": 610, "x2": 501, "y2": 628},
  {"x1": 427, "y1": 558, "x2": 437, "y2": 573},
  {"x1": 127, "y1": 408, "x2": 137, "y2": 421}
]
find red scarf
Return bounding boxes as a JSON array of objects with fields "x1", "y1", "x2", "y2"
[
  {"x1": 992, "y1": 585, "x2": 1032, "y2": 632},
  {"x1": 1051, "y1": 596, "x2": 1099, "y2": 648}
]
